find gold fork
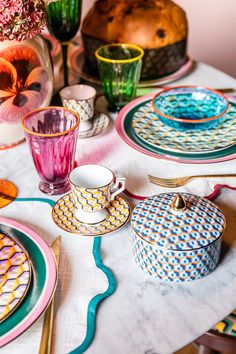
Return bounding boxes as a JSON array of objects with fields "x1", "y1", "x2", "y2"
[
  {"x1": 148, "y1": 174, "x2": 236, "y2": 188},
  {"x1": 39, "y1": 236, "x2": 61, "y2": 354}
]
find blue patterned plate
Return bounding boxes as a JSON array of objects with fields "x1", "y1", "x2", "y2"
[{"x1": 132, "y1": 98, "x2": 236, "y2": 154}]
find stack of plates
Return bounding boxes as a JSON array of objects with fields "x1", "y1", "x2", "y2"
[
  {"x1": 0, "y1": 217, "x2": 57, "y2": 347},
  {"x1": 116, "y1": 94, "x2": 236, "y2": 164},
  {"x1": 69, "y1": 49, "x2": 193, "y2": 88}
]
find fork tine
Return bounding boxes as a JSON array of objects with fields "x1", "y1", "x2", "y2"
[
  {"x1": 150, "y1": 182, "x2": 179, "y2": 187},
  {"x1": 148, "y1": 175, "x2": 174, "y2": 184},
  {"x1": 149, "y1": 180, "x2": 179, "y2": 188},
  {"x1": 148, "y1": 179, "x2": 173, "y2": 187},
  {"x1": 148, "y1": 175, "x2": 180, "y2": 188},
  {"x1": 149, "y1": 173, "x2": 236, "y2": 188},
  {"x1": 148, "y1": 175, "x2": 169, "y2": 182},
  {"x1": 148, "y1": 179, "x2": 173, "y2": 186}
]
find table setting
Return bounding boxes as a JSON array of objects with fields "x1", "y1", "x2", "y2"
[{"x1": 1, "y1": 0, "x2": 236, "y2": 354}]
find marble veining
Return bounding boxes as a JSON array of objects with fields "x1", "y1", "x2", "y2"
[
  {"x1": 1, "y1": 62, "x2": 236, "y2": 354},
  {"x1": 85, "y1": 226, "x2": 236, "y2": 354}
]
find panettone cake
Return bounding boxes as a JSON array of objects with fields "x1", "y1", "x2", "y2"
[{"x1": 81, "y1": 0, "x2": 188, "y2": 80}]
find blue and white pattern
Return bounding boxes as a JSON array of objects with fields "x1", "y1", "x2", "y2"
[
  {"x1": 131, "y1": 193, "x2": 225, "y2": 282},
  {"x1": 132, "y1": 100, "x2": 236, "y2": 153},
  {"x1": 133, "y1": 234, "x2": 222, "y2": 282}
]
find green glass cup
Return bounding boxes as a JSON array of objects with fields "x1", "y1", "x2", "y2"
[
  {"x1": 95, "y1": 43, "x2": 144, "y2": 111},
  {"x1": 46, "y1": 0, "x2": 82, "y2": 87}
]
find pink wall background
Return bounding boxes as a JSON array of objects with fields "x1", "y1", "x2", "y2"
[{"x1": 82, "y1": 0, "x2": 236, "y2": 78}]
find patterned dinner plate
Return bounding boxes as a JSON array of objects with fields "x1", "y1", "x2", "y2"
[
  {"x1": 0, "y1": 217, "x2": 57, "y2": 348},
  {"x1": 52, "y1": 194, "x2": 131, "y2": 236},
  {"x1": 132, "y1": 99, "x2": 236, "y2": 154},
  {"x1": 0, "y1": 233, "x2": 31, "y2": 322},
  {"x1": 116, "y1": 94, "x2": 236, "y2": 164},
  {"x1": 70, "y1": 49, "x2": 193, "y2": 88},
  {"x1": 78, "y1": 113, "x2": 111, "y2": 139}
]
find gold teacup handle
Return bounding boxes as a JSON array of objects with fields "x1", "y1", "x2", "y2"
[{"x1": 110, "y1": 178, "x2": 126, "y2": 201}]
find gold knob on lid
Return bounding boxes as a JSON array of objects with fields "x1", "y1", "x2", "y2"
[{"x1": 172, "y1": 193, "x2": 187, "y2": 211}]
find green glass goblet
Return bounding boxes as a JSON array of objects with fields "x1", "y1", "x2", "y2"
[
  {"x1": 46, "y1": 0, "x2": 82, "y2": 87},
  {"x1": 95, "y1": 43, "x2": 144, "y2": 112}
]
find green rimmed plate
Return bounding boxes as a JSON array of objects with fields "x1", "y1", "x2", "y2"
[
  {"x1": 0, "y1": 217, "x2": 57, "y2": 347},
  {"x1": 116, "y1": 94, "x2": 236, "y2": 164},
  {"x1": 132, "y1": 99, "x2": 236, "y2": 154}
]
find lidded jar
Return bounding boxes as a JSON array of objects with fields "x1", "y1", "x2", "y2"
[{"x1": 131, "y1": 192, "x2": 225, "y2": 282}]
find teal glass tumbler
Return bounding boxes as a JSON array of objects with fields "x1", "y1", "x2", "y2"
[{"x1": 95, "y1": 43, "x2": 144, "y2": 111}]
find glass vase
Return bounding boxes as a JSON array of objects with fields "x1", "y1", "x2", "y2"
[{"x1": 0, "y1": 35, "x2": 53, "y2": 150}]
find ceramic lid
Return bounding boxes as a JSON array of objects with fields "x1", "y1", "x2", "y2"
[{"x1": 131, "y1": 192, "x2": 225, "y2": 251}]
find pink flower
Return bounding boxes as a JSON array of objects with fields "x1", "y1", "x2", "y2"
[
  {"x1": 0, "y1": 0, "x2": 49, "y2": 42},
  {"x1": 0, "y1": 45, "x2": 50, "y2": 122}
]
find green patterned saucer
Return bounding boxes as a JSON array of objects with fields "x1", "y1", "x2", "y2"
[{"x1": 132, "y1": 99, "x2": 236, "y2": 154}]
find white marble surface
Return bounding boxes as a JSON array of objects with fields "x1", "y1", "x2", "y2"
[
  {"x1": 1, "y1": 62, "x2": 236, "y2": 354},
  {"x1": 85, "y1": 193, "x2": 236, "y2": 354},
  {"x1": 0, "y1": 147, "x2": 108, "y2": 354}
]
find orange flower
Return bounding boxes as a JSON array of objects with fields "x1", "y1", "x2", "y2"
[{"x1": 0, "y1": 45, "x2": 50, "y2": 123}]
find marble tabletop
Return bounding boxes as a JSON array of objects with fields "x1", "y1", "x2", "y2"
[{"x1": 1, "y1": 61, "x2": 236, "y2": 354}]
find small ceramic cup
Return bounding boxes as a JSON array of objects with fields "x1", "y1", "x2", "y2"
[
  {"x1": 59, "y1": 84, "x2": 96, "y2": 132},
  {"x1": 69, "y1": 164, "x2": 126, "y2": 224}
]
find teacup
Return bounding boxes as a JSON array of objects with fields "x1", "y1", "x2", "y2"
[
  {"x1": 59, "y1": 84, "x2": 96, "y2": 132},
  {"x1": 69, "y1": 164, "x2": 126, "y2": 224}
]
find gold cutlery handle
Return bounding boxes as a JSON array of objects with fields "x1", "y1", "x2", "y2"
[
  {"x1": 191, "y1": 174, "x2": 236, "y2": 180},
  {"x1": 39, "y1": 236, "x2": 61, "y2": 354},
  {"x1": 39, "y1": 299, "x2": 55, "y2": 354}
]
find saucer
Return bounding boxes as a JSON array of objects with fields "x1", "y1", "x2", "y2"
[
  {"x1": 52, "y1": 194, "x2": 131, "y2": 236},
  {"x1": 0, "y1": 233, "x2": 31, "y2": 322},
  {"x1": 78, "y1": 112, "x2": 111, "y2": 139}
]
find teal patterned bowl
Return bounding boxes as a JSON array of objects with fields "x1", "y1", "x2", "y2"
[{"x1": 152, "y1": 86, "x2": 229, "y2": 131}]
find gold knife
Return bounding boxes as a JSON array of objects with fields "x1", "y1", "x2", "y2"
[{"x1": 39, "y1": 236, "x2": 61, "y2": 354}]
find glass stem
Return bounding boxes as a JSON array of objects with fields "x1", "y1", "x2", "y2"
[{"x1": 62, "y1": 43, "x2": 68, "y2": 87}]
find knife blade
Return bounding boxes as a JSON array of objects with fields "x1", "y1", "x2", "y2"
[{"x1": 39, "y1": 236, "x2": 61, "y2": 354}]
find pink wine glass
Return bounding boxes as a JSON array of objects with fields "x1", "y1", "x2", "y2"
[{"x1": 22, "y1": 107, "x2": 80, "y2": 195}]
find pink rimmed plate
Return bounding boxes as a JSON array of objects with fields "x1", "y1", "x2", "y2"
[
  {"x1": 0, "y1": 217, "x2": 57, "y2": 347},
  {"x1": 70, "y1": 49, "x2": 194, "y2": 88},
  {"x1": 116, "y1": 94, "x2": 236, "y2": 164}
]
